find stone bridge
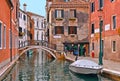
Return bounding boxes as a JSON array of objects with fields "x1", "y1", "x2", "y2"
[{"x1": 18, "y1": 46, "x2": 57, "y2": 59}]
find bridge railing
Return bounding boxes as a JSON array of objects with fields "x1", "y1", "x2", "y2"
[{"x1": 18, "y1": 40, "x2": 63, "y2": 52}]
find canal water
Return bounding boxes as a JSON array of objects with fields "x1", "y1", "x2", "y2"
[{"x1": 2, "y1": 49, "x2": 114, "y2": 81}]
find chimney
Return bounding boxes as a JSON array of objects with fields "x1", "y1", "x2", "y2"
[{"x1": 23, "y1": 3, "x2": 27, "y2": 12}]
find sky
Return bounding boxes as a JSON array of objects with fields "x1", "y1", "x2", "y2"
[{"x1": 20, "y1": 0, "x2": 46, "y2": 17}]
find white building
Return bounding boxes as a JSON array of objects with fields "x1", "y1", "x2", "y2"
[
  {"x1": 27, "y1": 12, "x2": 45, "y2": 44},
  {"x1": 18, "y1": 8, "x2": 28, "y2": 47}
]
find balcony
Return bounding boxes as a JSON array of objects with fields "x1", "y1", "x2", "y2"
[
  {"x1": 55, "y1": 18, "x2": 63, "y2": 21},
  {"x1": 69, "y1": 18, "x2": 76, "y2": 21},
  {"x1": 19, "y1": 32, "x2": 25, "y2": 37}
]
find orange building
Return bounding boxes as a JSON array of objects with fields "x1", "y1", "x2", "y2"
[
  {"x1": 90, "y1": 0, "x2": 120, "y2": 61},
  {"x1": 0, "y1": 0, "x2": 19, "y2": 68},
  {"x1": 11, "y1": 0, "x2": 19, "y2": 61},
  {"x1": 0, "y1": 0, "x2": 13, "y2": 68},
  {"x1": 27, "y1": 14, "x2": 35, "y2": 45}
]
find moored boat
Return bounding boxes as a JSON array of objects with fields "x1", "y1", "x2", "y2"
[{"x1": 69, "y1": 59, "x2": 102, "y2": 74}]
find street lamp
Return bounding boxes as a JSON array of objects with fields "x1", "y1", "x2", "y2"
[{"x1": 98, "y1": 9, "x2": 103, "y2": 65}]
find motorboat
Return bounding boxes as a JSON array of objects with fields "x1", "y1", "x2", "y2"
[
  {"x1": 69, "y1": 71, "x2": 99, "y2": 81},
  {"x1": 69, "y1": 59, "x2": 102, "y2": 74}
]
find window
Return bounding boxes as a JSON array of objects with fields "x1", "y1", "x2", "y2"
[
  {"x1": 69, "y1": 9, "x2": 76, "y2": 18},
  {"x1": 64, "y1": 0, "x2": 70, "y2": 2},
  {"x1": 3, "y1": 26, "x2": 6, "y2": 48},
  {"x1": 37, "y1": 32, "x2": 39, "y2": 40},
  {"x1": 19, "y1": 12, "x2": 20, "y2": 18},
  {"x1": 0, "y1": 22, "x2": 2, "y2": 49},
  {"x1": 37, "y1": 21, "x2": 39, "y2": 27},
  {"x1": 41, "y1": 21, "x2": 43, "y2": 28},
  {"x1": 19, "y1": 27, "x2": 22, "y2": 36},
  {"x1": 55, "y1": 26, "x2": 64, "y2": 34},
  {"x1": 110, "y1": 0, "x2": 115, "y2": 2},
  {"x1": 55, "y1": 10, "x2": 64, "y2": 18},
  {"x1": 91, "y1": 2, "x2": 95, "y2": 12},
  {"x1": 99, "y1": 0, "x2": 104, "y2": 9},
  {"x1": 91, "y1": 23, "x2": 94, "y2": 34},
  {"x1": 112, "y1": 16, "x2": 116, "y2": 29},
  {"x1": 30, "y1": 22, "x2": 32, "y2": 28},
  {"x1": 23, "y1": 15, "x2": 26, "y2": 21},
  {"x1": 68, "y1": 26, "x2": 77, "y2": 34},
  {"x1": 112, "y1": 41, "x2": 116, "y2": 52}
]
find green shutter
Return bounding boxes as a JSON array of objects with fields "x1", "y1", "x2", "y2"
[
  {"x1": 61, "y1": 10, "x2": 64, "y2": 18},
  {"x1": 55, "y1": 10, "x2": 57, "y2": 18},
  {"x1": 74, "y1": 10, "x2": 76, "y2": 17},
  {"x1": 68, "y1": 26, "x2": 70, "y2": 34},
  {"x1": 55, "y1": 26, "x2": 57, "y2": 34},
  {"x1": 62, "y1": 26, "x2": 64, "y2": 34}
]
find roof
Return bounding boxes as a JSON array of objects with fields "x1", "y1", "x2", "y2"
[
  {"x1": 7, "y1": 0, "x2": 14, "y2": 9},
  {"x1": 27, "y1": 12, "x2": 44, "y2": 18}
]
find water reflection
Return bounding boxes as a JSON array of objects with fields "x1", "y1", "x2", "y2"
[{"x1": 2, "y1": 49, "x2": 113, "y2": 81}]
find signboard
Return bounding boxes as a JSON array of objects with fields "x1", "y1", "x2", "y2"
[
  {"x1": 105, "y1": 24, "x2": 110, "y2": 31},
  {"x1": 95, "y1": 28, "x2": 99, "y2": 33},
  {"x1": 53, "y1": 35, "x2": 61, "y2": 38}
]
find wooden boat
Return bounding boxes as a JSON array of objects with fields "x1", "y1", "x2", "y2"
[{"x1": 69, "y1": 59, "x2": 102, "y2": 74}]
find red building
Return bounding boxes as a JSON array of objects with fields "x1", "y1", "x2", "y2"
[
  {"x1": 0, "y1": 0, "x2": 19, "y2": 68},
  {"x1": 90, "y1": 0, "x2": 120, "y2": 61},
  {"x1": 11, "y1": 0, "x2": 19, "y2": 61}
]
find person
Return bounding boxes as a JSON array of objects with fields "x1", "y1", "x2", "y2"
[
  {"x1": 83, "y1": 46, "x2": 86, "y2": 57},
  {"x1": 64, "y1": 46, "x2": 67, "y2": 55},
  {"x1": 75, "y1": 55, "x2": 78, "y2": 61}
]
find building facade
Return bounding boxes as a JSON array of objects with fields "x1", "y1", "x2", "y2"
[
  {"x1": 46, "y1": 0, "x2": 90, "y2": 56},
  {"x1": 27, "y1": 14, "x2": 35, "y2": 45},
  {"x1": 27, "y1": 12, "x2": 45, "y2": 45},
  {"x1": 11, "y1": 0, "x2": 19, "y2": 61},
  {"x1": 0, "y1": 0, "x2": 19, "y2": 68},
  {"x1": 18, "y1": 8, "x2": 28, "y2": 48},
  {"x1": 90, "y1": 0, "x2": 120, "y2": 61}
]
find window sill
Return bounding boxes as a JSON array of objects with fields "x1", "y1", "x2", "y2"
[
  {"x1": 55, "y1": 18, "x2": 63, "y2": 21},
  {"x1": 69, "y1": 18, "x2": 76, "y2": 21}
]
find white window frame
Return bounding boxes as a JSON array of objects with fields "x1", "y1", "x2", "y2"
[
  {"x1": 112, "y1": 15, "x2": 116, "y2": 30},
  {"x1": 0, "y1": 21, "x2": 2, "y2": 49},
  {"x1": 99, "y1": 0, "x2": 104, "y2": 9},
  {"x1": 57, "y1": 10, "x2": 62, "y2": 18},
  {"x1": 64, "y1": 0, "x2": 70, "y2": 2},
  {"x1": 91, "y1": 2, "x2": 95, "y2": 13},
  {"x1": 3, "y1": 25, "x2": 6, "y2": 49},
  {"x1": 112, "y1": 41, "x2": 116, "y2": 52}
]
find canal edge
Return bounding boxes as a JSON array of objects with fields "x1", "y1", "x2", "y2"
[
  {"x1": 64, "y1": 54, "x2": 120, "y2": 81},
  {"x1": 0, "y1": 57, "x2": 18, "y2": 81}
]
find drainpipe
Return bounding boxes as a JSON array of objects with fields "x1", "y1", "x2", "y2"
[{"x1": 10, "y1": 7, "x2": 13, "y2": 62}]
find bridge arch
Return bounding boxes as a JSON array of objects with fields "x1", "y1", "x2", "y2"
[{"x1": 19, "y1": 46, "x2": 56, "y2": 59}]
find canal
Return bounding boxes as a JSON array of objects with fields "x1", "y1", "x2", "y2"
[{"x1": 2, "y1": 49, "x2": 114, "y2": 81}]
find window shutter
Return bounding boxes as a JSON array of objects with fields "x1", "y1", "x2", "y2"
[
  {"x1": 74, "y1": 10, "x2": 76, "y2": 17},
  {"x1": 75, "y1": 26, "x2": 77, "y2": 34},
  {"x1": 61, "y1": 10, "x2": 64, "y2": 18},
  {"x1": 55, "y1": 10, "x2": 57, "y2": 18},
  {"x1": 55, "y1": 27, "x2": 57, "y2": 34},
  {"x1": 68, "y1": 26, "x2": 70, "y2": 34},
  {"x1": 62, "y1": 26, "x2": 64, "y2": 34},
  {"x1": 74, "y1": 26, "x2": 77, "y2": 34}
]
